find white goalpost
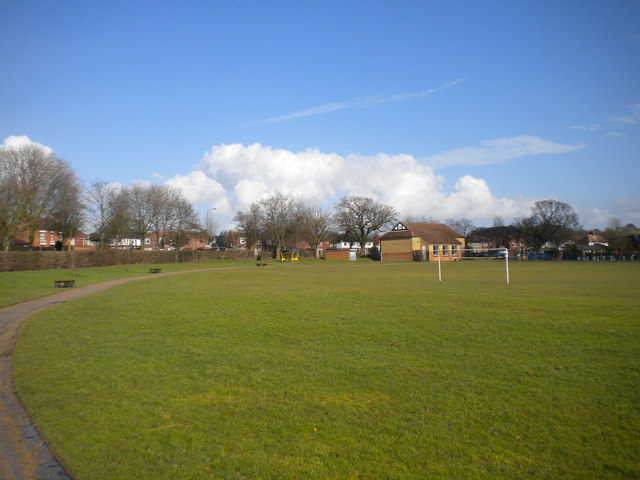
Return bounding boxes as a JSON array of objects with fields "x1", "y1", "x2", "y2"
[{"x1": 437, "y1": 247, "x2": 510, "y2": 285}]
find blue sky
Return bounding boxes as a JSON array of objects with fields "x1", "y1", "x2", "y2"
[{"x1": 1, "y1": 1, "x2": 639, "y2": 229}]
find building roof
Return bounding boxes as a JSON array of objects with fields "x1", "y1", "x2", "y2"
[
  {"x1": 380, "y1": 222, "x2": 463, "y2": 245},
  {"x1": 578, "y1": 230, "x2": 608, "y2": 245}
]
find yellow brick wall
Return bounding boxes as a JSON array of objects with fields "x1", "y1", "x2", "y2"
[
  {"x1": 381, "y1": 237, "x2": 464, "y2": 262},
  {"x1": 380, "y1": 238, "x2": 413, "y2": 253}
]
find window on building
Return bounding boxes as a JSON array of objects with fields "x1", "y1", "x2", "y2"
[
  {"x1": 433, "y1": 245, "x2": 439, "y2": 257},
  {"x1": 39, "y1": 231, "x2": 46, "y2": 245},
  {"x1": 145, "y1": 238, "x2": 151, "y2": 245},
  {"x1": 452, "y1": 245, "x2": 458, "y2": 256},
  {"x1": 442, "y1": 245, "x2": 449, "y2": 256}
]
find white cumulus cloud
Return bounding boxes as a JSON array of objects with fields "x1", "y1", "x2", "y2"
[
  {"x1": 165, "y1": 142, "x2": 546, "y2": 226},
  {"x1": 166, "y1": 170, "x2": 226, "y2": 207},
  {"x1": 1, "y1": 135, "x2": 55, "y2": 156}
]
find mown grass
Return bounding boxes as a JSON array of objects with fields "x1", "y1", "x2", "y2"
[
  {"x1": 0, "y1": 259, "x2": 261, "y2": 308},
  {"x1": 14, "y1": 261, "x2": 640, "y2": 479}
]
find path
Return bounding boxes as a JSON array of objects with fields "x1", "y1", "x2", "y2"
[{"x1": 0, "y1": 268, "x2": 244, "y2": 480}]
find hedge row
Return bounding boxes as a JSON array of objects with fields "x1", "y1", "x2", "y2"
[{"x1": 0, "y1": 249, "x2": 252, "y2": 272}]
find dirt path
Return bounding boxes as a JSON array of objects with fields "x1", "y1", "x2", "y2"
[{"x1": 0, "y1": 268, "x2": 245, "y2": 480}]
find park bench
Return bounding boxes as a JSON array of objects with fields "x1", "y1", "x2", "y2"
[
  {"x1": 54, "y1": 280, "x2": 75, "y2": 288},
  {"x1": 148, "y1": 268, "x2": 162, "y2": 274}
]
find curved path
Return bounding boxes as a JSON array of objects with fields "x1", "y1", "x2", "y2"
[{"x1": 0, "y1": 268, "x2": 241, "y2": 479}]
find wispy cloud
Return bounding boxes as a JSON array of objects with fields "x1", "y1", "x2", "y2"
[
  {"x1": 243, "y1": 79, "x2": 465, "y2": 126},
  {"x1": 423, "y1": 135, "x2": 585, "y2": 168},
  {"x1": 608, "y1": 103, "x2": 640, "y2": 125},
  {"x1": 569, "y1": 124, "x2": 600, "y2": 131}
]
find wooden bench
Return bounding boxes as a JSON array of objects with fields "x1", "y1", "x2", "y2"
[
  {"x1": 54, "y1": 280, "x2": 75, "y2": 288},
  {"x1": 148, "y1": 268, "x2": 162, "y2": 274}
]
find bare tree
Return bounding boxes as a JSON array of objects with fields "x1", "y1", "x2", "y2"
[
  {"x1": 301, "y1": 205, "x2": 332, "y2": 258},
  {"x1": 45, "y1": 166, "x2": 84, "y2": 250},
  {"x1": 445, "y1": 217, "x2": 475, "y2": 236},
  {"x1": 402, "y1": 214, "x2": 440, "y2": 223},
  {"x1": 166, "y1": 196, "x2": 200, "y2": 257},
  {"x1": 514, "y1": 199, "x2": 580, "y2": 251},
  {"x1": 103, "y1": 188, "x2": 132, "y2": 247},
  {"x1": 607, "y1": 218, "x2": 623, "y2": 233},
  {"x1": 334, "y1": 196, "x2": 397, "y2": 256},
  {"x1": 602, "y1": 218, "x2": 636, "y2": 253},
  {"x1": 86, "y1": 182, "x2": 199, "y2": 251},
  {"x1": 492, "y1": 215, "x2": 505, "y2": 227},
  {"x1": 86, "y1": 181, "x2": 121, "y2": 248},
  {"x1": 234, "y1": 203, "x2": 262, "y2": 255},
  {"x1": 148, "y1": 184, "x2": 186, "y2": 249},
  {"x1": 203, "y1": 211, "x2": 220, "y2": 247},
  {"x1": 128, "y1": 184, "x2": 155, "y2": 248},
  {"x1": 260, "y1": 191, "x2": 305, "y2": 260},
  {"x1": 0, "y1": 141, "x2": 79, "y2": 250}
]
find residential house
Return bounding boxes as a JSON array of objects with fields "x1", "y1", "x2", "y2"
[
  {"x1": 379, "y1": 222, "x2": 465, "y2": 262},
  {"x1": 67, "y1": 232, "x2": 96, "y2": 250},
  {"x1": 226, "y1": 231, "x2": 248, "y2": 249},
  {"x1": 329, "y1": 240, "x2": 374, "y2": 255},
  {"x1": 12, "y1": 229, "x2": 61, "y2": 250},
  {"x1": 11, "y1": 228, "x2": 96, "y2": 250},
  {"x1": 576, "y1": 230, "x2": 608, "y2": 255},
  {"x1": 502, "y1": 237, "x2": 527, "y2": 257},
  {"x1": 467, "y1": 227, "x2": 526, "y2": 257},
  {"x1": 465, "y1": 234, "x2": 495, "y2": 253},
  {"x1": 181, "y1": 232, "x2": 209, "y2": 250},
  {"x1": 315, "y1": 241, "x2": 331, "y2": 258},
  {"x1": 112, "y1": 238, "x2": 142, "y2": 249}
]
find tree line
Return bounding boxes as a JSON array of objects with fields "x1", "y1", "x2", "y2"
[
  {"x1": 448, "y1": 199, "x2": 582, "y2": 252},
  {"x1": 0, "y1": 141, "x2": 199, "y2": 251},
  {"x1": 85, "y1": 181, "x2": 199, "y2": 251},
  {"x1": 4, "y1": 138, "x2": 627, "y2": 256},
  {"x1": 233, "y1": 191, "x2": 397, "y2": 259}
]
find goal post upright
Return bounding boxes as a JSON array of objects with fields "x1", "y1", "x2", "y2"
[{"x1": 504, "y1": 248, "x2": 510, "y2": 285}]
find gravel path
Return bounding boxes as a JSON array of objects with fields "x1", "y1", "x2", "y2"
[{"x1": 0, "y1": 267, "x2": 243, "y2": 479}]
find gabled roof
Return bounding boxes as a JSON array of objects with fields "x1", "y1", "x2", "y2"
[
  {"x1": 578, "y1": 231, "x2": 607, "y2": 245},
  {"x1": 380, "y1": 222, "x2": 463, "y2": 245}
]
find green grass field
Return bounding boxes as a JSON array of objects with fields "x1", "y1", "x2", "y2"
[
  {"x1": 0, "y1": 260, "x2": 259, "y2": 308},
  {"x1": 13, "y1": 261, "x2": 640, "y2": 479}
]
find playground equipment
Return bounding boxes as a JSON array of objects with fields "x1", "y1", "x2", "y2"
[{"x1": 280, "y1": 249, "x2": 299, "y2": 262}]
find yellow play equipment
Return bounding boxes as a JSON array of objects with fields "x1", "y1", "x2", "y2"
[{"x1": 280, "y1": 249, "x2": 299, "y2": 262}]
